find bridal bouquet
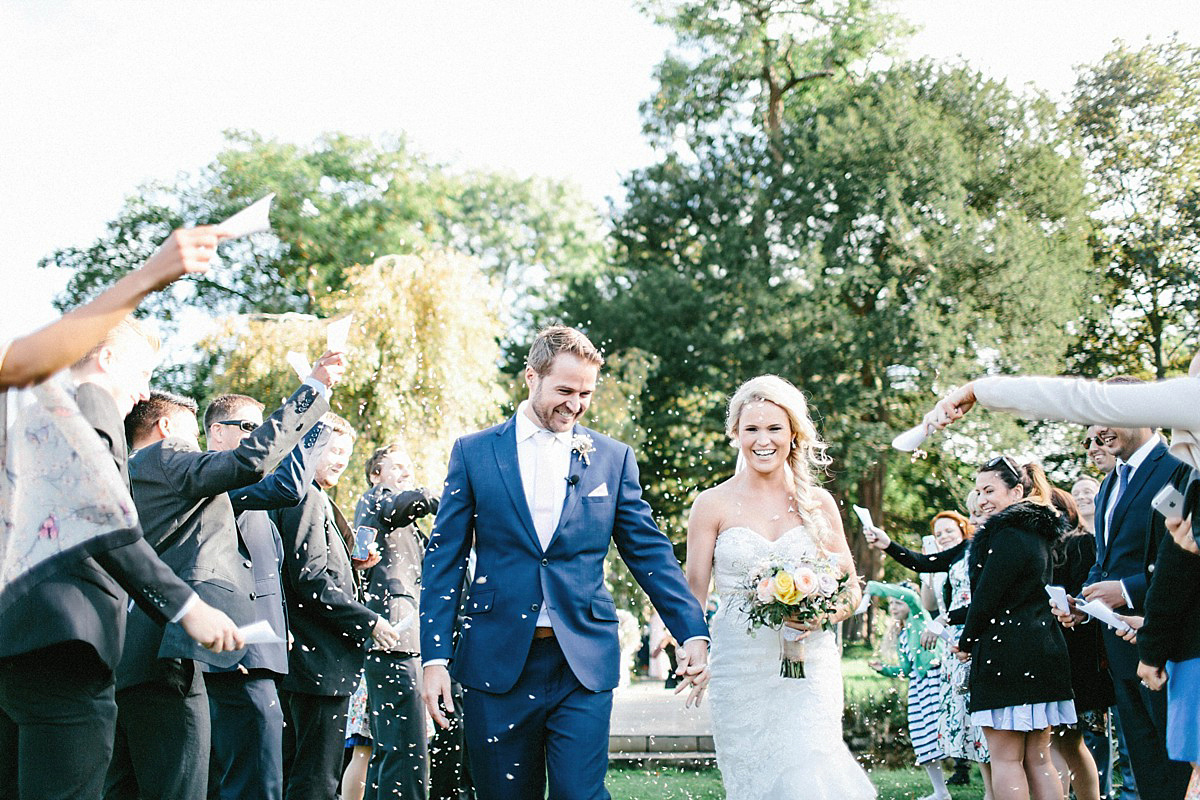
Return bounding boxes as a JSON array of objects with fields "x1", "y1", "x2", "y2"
[{"x1": 739, "y1": 555, "x2": 850, "y2": 678}]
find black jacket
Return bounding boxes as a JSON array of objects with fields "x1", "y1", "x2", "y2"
[
  {"x1": 1138, "y1": 464, "x2": 1200, "y2": 668},
  {"x1": 883, "y1": 538, "x2": 970, "y2": 625},
  {"x1": 118, "y1": 383, "x2": 327, "y2": 690},
  {"x1": 0, "y1": 383, "x2": 194, "y2": 670},
  {"x1": 1052, "y1": 531, "x2": 1114, "y2": 712},
  {"x1": 354, "y1": 485, "x2": 438, "y2": 655},
  {"x1": 272, "y1": 485, "x2": 378, "y2": 696},
  {"x1": 960, "y1": 501, "x2": 1074, "y2": 713}
]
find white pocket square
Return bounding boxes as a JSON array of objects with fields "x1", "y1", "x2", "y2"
[{"x1": 586, "y1": 483, "x2": 609, "y2": 498}]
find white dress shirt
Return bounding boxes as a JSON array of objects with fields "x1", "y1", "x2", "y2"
[{"x1": 515, "y1": 401, "x2": 573, "y2": 627}]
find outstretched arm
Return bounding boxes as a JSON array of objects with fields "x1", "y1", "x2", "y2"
[{"x1": 0, "y1": 227, "x2": 223, "y2": 389}]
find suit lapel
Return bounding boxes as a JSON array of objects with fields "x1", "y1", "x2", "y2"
[
  {"x1": 546, "y1": 426, "x2": 587, "y2": 552},
  {"x1": 1094, "y1": 471, "x2": 1115, "y2": 566},
  {"x1": 492, "y1": 417, "x2": 541, "y2": 551},
  {"x1": 1108, "y1": 444, "x2": 1165, "y2": 541}
]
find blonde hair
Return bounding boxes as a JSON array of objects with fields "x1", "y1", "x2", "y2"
[
  {"x1": 726, "y1": 375, "x2": 832, "y2": 520},
  {"x1": 72, "y1": 317, "x2": 160, "y2": 369}
]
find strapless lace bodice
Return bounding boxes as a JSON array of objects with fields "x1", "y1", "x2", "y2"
[{"x1": 708, "y1": 525, "x2": 876, "y2": 799}]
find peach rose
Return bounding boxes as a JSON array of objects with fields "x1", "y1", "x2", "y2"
[
  {"x1": 756, "y1": 576, "x2": 774, "y2": 603},
  {"x1": 792, "y1": 567, "x2": 819, "y2": 597}
]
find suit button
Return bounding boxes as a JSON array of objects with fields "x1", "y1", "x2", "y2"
[
  {"x1": 1148, "y1": 563, "x2": 1155, "y2": 573},
  {"x1": 541, "y1": 559, "x2": 549, "y2": 566},
  {"x1": 249, "y1": 592, "x2": 257, "y2": 600},
  {"x1": 530, "y1": 603, "x2": 540, "y2": 611},
  {"x1": 243, "y1": 560, "x2": 253, "y2": 569}
]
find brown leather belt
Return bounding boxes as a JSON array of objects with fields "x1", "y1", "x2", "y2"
[{"x1": 533, "y1": 627, "x2": 556, "y2": 640}]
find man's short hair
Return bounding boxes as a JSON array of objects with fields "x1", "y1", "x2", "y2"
[
  {"x1": 526, "y1": 325, "x2": 604, "y2": 377},
  {"x1": 73, "y1": 318, "x2": 161, "y2": 369},
  {"x1": 365, "y1": 441, "x2": 408, "y2": 484},
  {"x1": 125, "y1": 390, "x2": 198, "y2": 445},
  {"x1": 204, "y1": 394, "x2": 265, "y2": 431},
  {"x1": 321, "y1": 412, "x2": 356, "y2": 440}
]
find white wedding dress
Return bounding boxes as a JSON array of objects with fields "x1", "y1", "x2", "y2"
[{"x1": 709, "y1": 526, "x2": 877, "y2": 800}]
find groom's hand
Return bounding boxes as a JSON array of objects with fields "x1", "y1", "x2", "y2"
[
  {"x1": 423, "y1": 664, "x2": 456, "y2": 730},
  {"x1": 673, "y1": 638, "x2": 711, "y2": 708}
]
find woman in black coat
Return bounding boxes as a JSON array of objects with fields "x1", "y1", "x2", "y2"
[{"x1": 954, "y1": 457, "x2": 1075, "y2": 800}]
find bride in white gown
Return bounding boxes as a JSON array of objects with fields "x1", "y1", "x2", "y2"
[{"x1": 687, "y1": 375, "x2": 876, "y2": 799}]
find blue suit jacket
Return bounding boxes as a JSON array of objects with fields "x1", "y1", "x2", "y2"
[
  {"x1": 1088, "y1": 439, "x2": 1182, "y2": 677},
  {"x1": 420, "y1": 416, "x2": 708, "y2": 693}
]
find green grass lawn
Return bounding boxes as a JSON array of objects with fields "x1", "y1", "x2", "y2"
[{"x1": 607, "y1": 764, "x2": 988, "y2": 800}]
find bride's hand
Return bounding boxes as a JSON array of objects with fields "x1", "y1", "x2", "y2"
[{"x1": 673, "y1": 639, "x2": 711, "y2": 708}]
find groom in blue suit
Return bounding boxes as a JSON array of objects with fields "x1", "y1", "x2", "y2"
[{"x1": 420, "y1": 325, "x2": 710, "y2": 800}]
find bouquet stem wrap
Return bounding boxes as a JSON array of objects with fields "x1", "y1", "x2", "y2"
[{"x1": 779, "y1": 627, "x2": 807, "y2": 679}]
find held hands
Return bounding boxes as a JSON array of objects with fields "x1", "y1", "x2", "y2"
[
  {"x1": 139, "y1": 226, "x2": 226, "y2": 291},
  {"x1": 179, "y1": 600, "x2": 245, "y2": 653},
  {"x1": 673, "y1": 639, "x2": 711, "y2": 708},
  {"x1": 309, "y1": 350, "x2": 347, "y2": 391},
  {"x1": 863, "y1": 525, "x2": 891, "y2": 551},
  {"x1": 423, "y1": 664, "x2": 456, "y2": 730}
]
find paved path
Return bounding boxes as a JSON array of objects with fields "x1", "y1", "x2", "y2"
[{"x1": 610, "y1": 679, "x2": 712, "y2": 736}]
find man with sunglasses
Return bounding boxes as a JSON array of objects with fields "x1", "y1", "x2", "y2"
[
  {"x1": 107, "y1": 353, "x2": 343, "y2": 800},
  {"x1": 202, "y1": 393, "x2": 332, "y2": 800}
]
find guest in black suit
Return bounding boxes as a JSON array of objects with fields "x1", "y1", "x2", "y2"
[
  {"x1": 203, "y1": 394, "x2": 330, "y2": 800},
  {"x1": 354, "y1": 442, "x2": 439, "y2": 800},
  {"x1": 271, "y1": 413, "x2": 401, "y2": 800},
  {"x1": 0, "y1": 320, "x2": 241, "y2": 800},
  {"x1": 1059, "y1": 424, "x2": 1191, "y2": 800},
  {"x1": 106, "y1": 359, "x2": 337, "y2": 800}
]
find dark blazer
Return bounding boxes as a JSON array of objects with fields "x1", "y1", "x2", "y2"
[
  {"x1": 1052, "y1": 531, "x2": 1115, "y2": 712},
  {"x1": 354, "y1": 485, "x2": 439, "y2": 655},
  {"x1": 117, "y1": 383, "x2": 328, "y2": 690},
  {"x1": 1088, "y1": 439, "x2": 1183, "y2": 677},
  {"x1": 1138, "y1": 464, "x2": 1200, "y2": 668},
  {"x1": 212, "y1": 428, "x2": 328, "y2": 675},
  {"x1": 273, "y1": 484, "x2": 378, "y2": 696},
  {"x1": 960, "y1": 501, "x2": 1074, "y2": 713},
  {"x1": 420, "y1": 417, "x2": 709, "y2": 693},
  {"x1": 0, "y1": 383, "x2": 194, "y2": 670}
]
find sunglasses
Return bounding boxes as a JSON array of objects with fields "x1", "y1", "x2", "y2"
[
  {"x1": 983, "y1": 455, "x2": 1021, "y2": 482},
  {"x1": 216, "y1": 419, "x2": 259, "y2": 433},
  {"x1": 1081, "y1": 433, "x2": 1117, "y2": 449}
]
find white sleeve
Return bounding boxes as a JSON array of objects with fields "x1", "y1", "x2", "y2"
[{"x1": 974, "y1": 375, "x2": 1200, "y2": 431}]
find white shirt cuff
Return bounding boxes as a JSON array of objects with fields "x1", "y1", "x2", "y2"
[
  {"x1": 682, "y1": 635, "x2": 711, "y2": 646},
  {"x1": 168, "y1": 592, "x2": 200, "y2": 625},
  {"x1": 423, "y1": 658, "x2": 449, "y2": 668},
  {"x1": 302, "y1": 376, "x2": 330, "y2": 400}
]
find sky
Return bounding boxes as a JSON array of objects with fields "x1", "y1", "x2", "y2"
[{"x1": 2, "y1": 0, "x2": 1198, "y2": 342}]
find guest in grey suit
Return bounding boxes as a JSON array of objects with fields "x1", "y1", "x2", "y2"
[
  {"x1": 354, "y1": 442, "x2": 439, "y2": 800},
  {"x1": 203, "y1": 393, "x2": 331, "y2": 800},
  {"x1": 105, "y1": 355, "x2": 340, "y2": 800},
  {"x1": 0, "y1": 319, "x2": 241, "y2": 800}
]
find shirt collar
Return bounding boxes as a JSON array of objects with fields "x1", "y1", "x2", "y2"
[
  {"x1": 516, "y1": 401, "x2": 574, "y2": 445},
  {"x1": 1117, "y1": 434, "x2": 1159, "y2": 474}
]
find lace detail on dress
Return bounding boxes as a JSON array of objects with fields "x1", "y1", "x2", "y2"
[{"x1": 708, "y1": 526, "x2": 876, "y2": 800}]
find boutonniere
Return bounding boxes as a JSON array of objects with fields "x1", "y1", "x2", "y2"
[{"x1": 571, "y1": 433, "x2": 595, "y2": 466}]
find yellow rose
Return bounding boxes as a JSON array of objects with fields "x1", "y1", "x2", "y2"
[{"x1": 772, "y1": 571, "x2": 801, "y2": 605}]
